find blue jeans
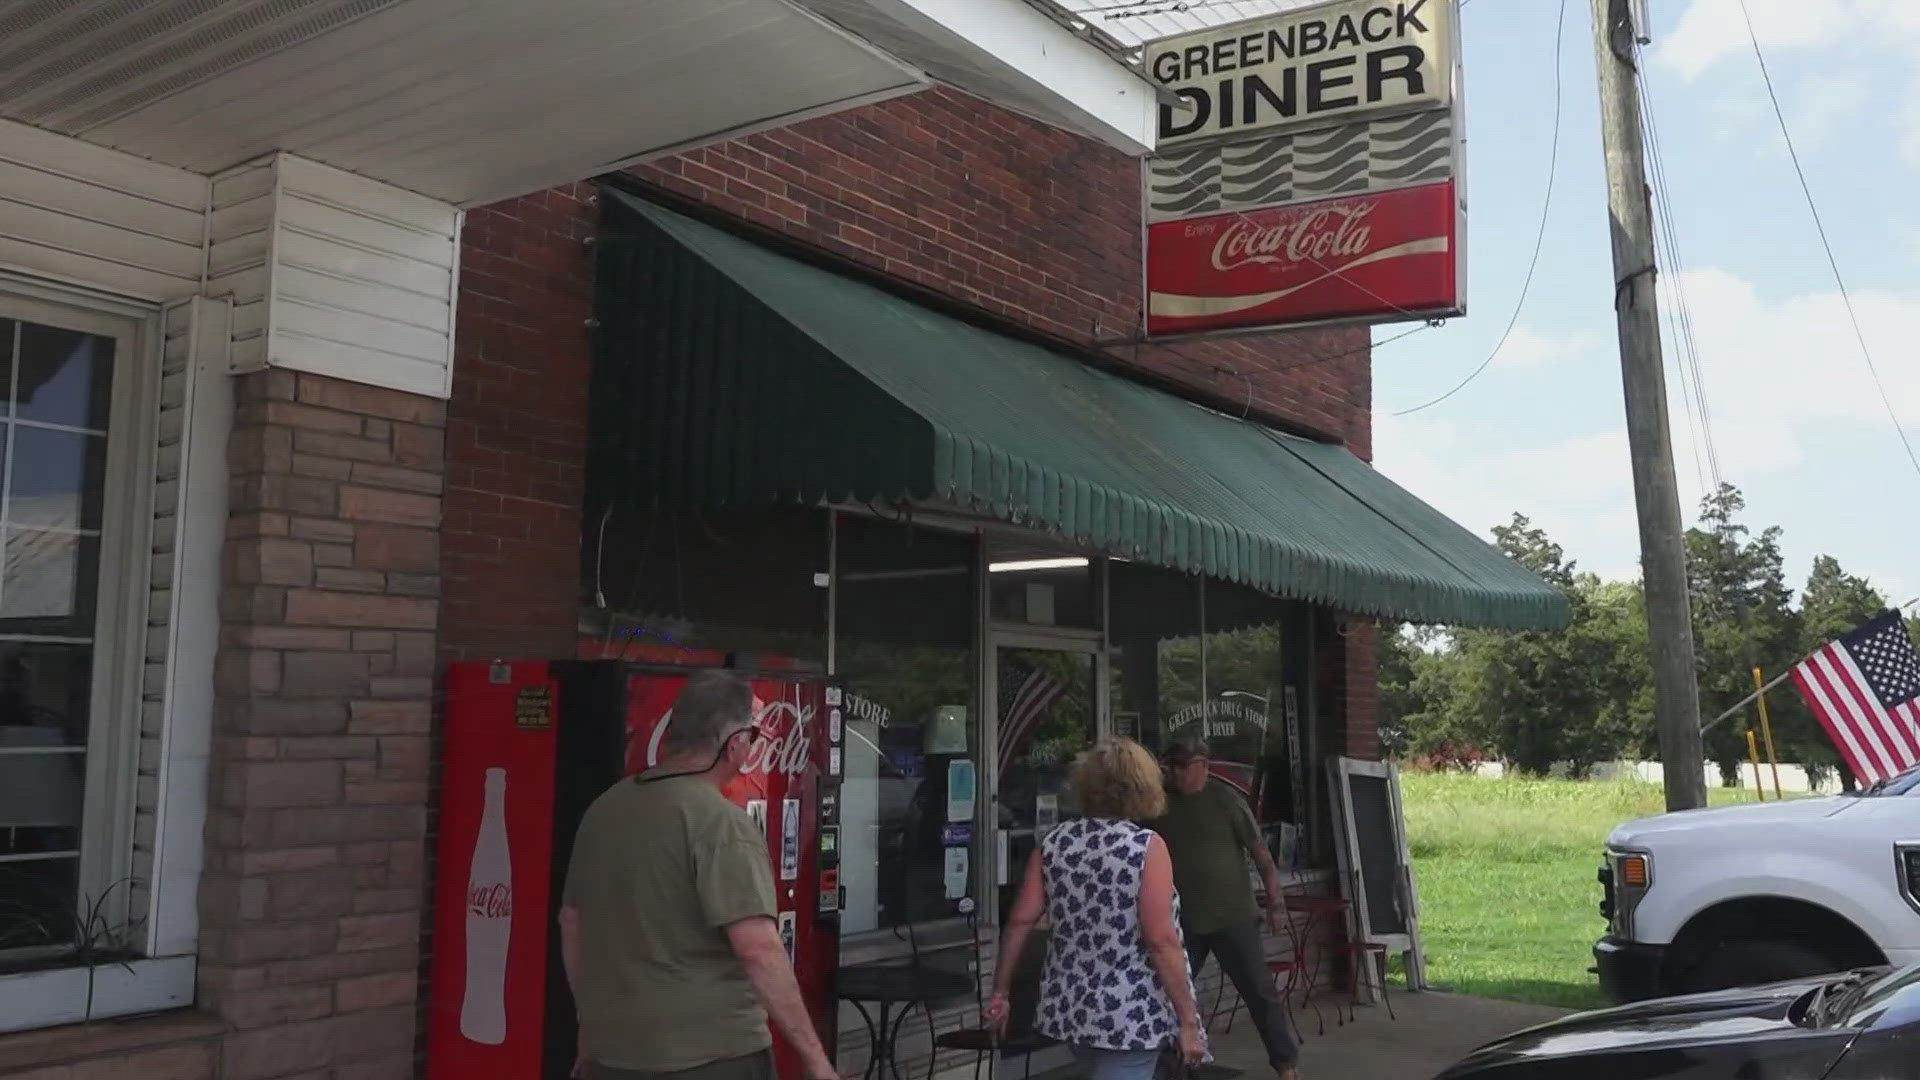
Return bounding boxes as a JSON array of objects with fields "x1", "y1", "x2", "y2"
[{"x1": 1071, "y1": 1046, "x2": 1163, "y2": 1080}]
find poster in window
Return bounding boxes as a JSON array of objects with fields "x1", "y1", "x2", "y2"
[{"x1": 946, "y1": 760, "x2": 977, "y2": 823}]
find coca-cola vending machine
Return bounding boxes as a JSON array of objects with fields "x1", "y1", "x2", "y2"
[{"x1": 428, "y1": 660, "x2": 843, "y2": 1080}]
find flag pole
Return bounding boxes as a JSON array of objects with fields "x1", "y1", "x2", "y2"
[
  {"x1": 1702, "y1": 669, "x2": 1795, "y2": 736},
  {"x1": 1701, "y1": 598, "x2": 1920, "y2": 736},
  {"x1": 1745, "y1": 730, "x2": 1766, "y2": 801},
  {"x1": 1753, "y1": 666, "x2": 1784, "y2": 800}
]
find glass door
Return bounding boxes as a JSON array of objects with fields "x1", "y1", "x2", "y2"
[{"x1": 993, "y1": 643, "x2": 1097, "y2": 921}]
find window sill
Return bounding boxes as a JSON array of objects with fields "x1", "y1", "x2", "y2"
[
  {"x1": 0, "y1": 1007, "x2": 221, "y2": 1073},
  {"x1": 0, "y1": 955, "x2": 197, "y2": 1036}
]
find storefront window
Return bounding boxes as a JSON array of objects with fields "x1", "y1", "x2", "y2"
[
  {"x1": 1202, "y1": 580, "x2": 1304, "y2": 866},
  {"x1": 993, "y1": 645, "x2": 1095, "y2": 921},
  {"x1": 1109, "y1": 562, "x2": 1203, "y2": 756},
  {"x1": 1110, "y1": 565, "x2": 1316, "y2": 868},
  {"x1": 834, "y1": 514, "x2": 977, "y2": 934},
  {"x1": 987, "y1": 552, "x2": 1097, "y2": 629},
  {"x1": 583, "y1": 504, "x2": 827, "y2": 669}
]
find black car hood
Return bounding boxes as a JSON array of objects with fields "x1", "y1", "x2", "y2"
[{"x1": 1437, "y1": 977, "x2": 1859, "y2": 1079}]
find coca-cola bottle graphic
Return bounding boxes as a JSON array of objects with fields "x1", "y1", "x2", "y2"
[{"x1": 461, "y1": 768, "x2": 512, "y2": 1045}]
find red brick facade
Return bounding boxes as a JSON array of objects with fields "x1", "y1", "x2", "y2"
[
  {"x1": 628, "y1": 91, "x2": 1372, "y2": 457},
  {"x1": 441, "y1": 183, "x2": 597, "y2": 666}
]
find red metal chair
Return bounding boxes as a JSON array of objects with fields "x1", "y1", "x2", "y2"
[{"x1": 1205, "y1": 898, "x2": 1313, "y2": 1042}]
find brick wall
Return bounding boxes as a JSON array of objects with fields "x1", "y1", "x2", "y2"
[
  {"x1": 628, "y1": 89, "x2": 1373, "y2": 457},
  {"x1": 439, "y1": 183, "x2": 597, "y2": 665},
  {"x1": 1344, "y1": 624, "x2": 1382, "y2": 760},
  {"x1": 195, "y1": 369, "x2": 444, "y2": 1080}
]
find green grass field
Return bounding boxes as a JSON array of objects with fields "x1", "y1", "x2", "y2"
[{"x1": 1397, "y1": 773, "x2": 1764, "y2": 1009}]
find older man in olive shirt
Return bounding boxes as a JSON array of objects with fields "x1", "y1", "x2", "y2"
[
  {"x1": 559, "y1": 671, "x2": 837, "y2": 1080},
  {"x1": 1151, "y1": 737, "x2": 1299, "y2": 1079}
]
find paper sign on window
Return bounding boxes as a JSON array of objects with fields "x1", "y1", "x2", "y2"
[{"x1": 946, "y1": 760, "x2": 976, "y2": 823}]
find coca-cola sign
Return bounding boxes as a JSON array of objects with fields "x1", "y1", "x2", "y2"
[
  {"x1": 467, "y1": 882, "x2": 512, "y2": 919},
  {"x1": 643, "y1": 700, "x2": 815, "y2": 777},
  {"x1": 1146, "y1": 179, "x2": 1460, "y2": 337},
  {"x1": 741, "y1": 702, "x2": 814, "y2": 777}
]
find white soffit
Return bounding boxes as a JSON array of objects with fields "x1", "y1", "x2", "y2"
[
  {"x1": 0, "y1": 0, "x2": 925, "y2": 207},
  {"x1": 794, "y1": 0, "x2": 1161, "y2": 156},
  {"x1": 1036, "y1": 0, "x2": 1326, "y2": 54}
]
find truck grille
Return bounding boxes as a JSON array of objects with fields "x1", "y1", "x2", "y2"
[{"x1": 1598, "y1": 861, "x2": 1615, "y2": 925}]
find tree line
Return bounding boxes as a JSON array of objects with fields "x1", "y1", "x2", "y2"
[{"x1": 1379, "y1": 483, "x2": 1901, "y2": 789}]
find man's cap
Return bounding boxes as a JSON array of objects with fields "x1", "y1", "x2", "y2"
[{"x1": 1161, "y1": 736, "x2": 1209, "y2": 765}]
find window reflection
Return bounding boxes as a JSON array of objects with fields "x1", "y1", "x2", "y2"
[
  {"x1": 995, "y1": 647, "x2": 1094, "y2": 922},
  {"x1": 835, "y1": 515, "x2": 977, "y2": 933},
  {"x1": 583, "y1": 505, "x2": 827, "y2": 669},
  {"x1": 0, "y1": 310, "x2": 113, "y2": 961},
  {"x1": 1110, "y1": 565, "x2": 1315, "y2": 868}
]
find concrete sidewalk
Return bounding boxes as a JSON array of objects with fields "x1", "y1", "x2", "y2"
[{"x1": 1206, "y1": 989, "x2": 1572, "y2": 1079}]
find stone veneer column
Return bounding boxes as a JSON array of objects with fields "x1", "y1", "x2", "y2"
[{"x1": 196, "y1": 369, "x2": 444, "y2": 1080}]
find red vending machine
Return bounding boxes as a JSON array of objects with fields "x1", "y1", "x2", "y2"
[{"x1": 428, "y1": 660, "x2": 843, "y2": 1080}]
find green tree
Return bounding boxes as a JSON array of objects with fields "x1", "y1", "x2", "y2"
[
  {"x1": 1379, "y1": 624, "x2": 1478, "y2": 766},
  {"x1": 1447, "y1": 516, "x2": 1632, "y2": 777},
  {"x1": 1684, "y1": 485, "x2": 1801, "y2": 786}
]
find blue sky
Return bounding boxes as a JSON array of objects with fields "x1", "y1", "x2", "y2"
[{"x1": 1370, "y1": 0, "x2": 1920, "y2": 606}]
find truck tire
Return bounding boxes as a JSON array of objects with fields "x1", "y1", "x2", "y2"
[{"x1": 1683, "y1": 940, "x2": 1843, "y2": 994}]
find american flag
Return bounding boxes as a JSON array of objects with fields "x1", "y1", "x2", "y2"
[
  {"x1": 1791, "y1": 610, "x2": 1920, "y2": 786},
  {"x1": 997, "y1": 659, "x2": 1065, "y2": 771}
]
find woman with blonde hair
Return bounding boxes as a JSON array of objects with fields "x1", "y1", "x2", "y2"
[{"x1": 984, "y1": 737, "x2": 1206, "y2": 1080}]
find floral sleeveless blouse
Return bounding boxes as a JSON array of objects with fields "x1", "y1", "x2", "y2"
[{"x1": 1034, "y1": 817, "x2": 1196, "y2": 1051}]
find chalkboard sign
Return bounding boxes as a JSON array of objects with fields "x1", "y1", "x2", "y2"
[
  {"x1": 1346, "y1": 772, "x2": 1404, "y2": 935},
  {"x1": 1328, "y1": 757, "x2": 1426, "y2": 991}
]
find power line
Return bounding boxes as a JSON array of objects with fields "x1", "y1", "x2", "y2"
[
  {"x1": 1391, "y1": 0, "x2": 1566, "y2": 417},
  {"x1": 1637, "y1": 45, "x2": 1723, "y2": 494},
  {"x1": 1735, "y1": 0, "x2": 1920, "y2": 483}
]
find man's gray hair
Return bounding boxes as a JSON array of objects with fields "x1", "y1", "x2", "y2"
[{"x1": 665, "y1": 669, "x2": 755, "y2": 753}]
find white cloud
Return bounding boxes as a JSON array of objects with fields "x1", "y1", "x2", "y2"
[
  {"x1": 1669, "y1": 266, "x2": 1920, "y2": 431},
  {"x1": 1659, "y1": 0, "x2": 1920, "y2": 169},
  {"x1": 1496, "y1": 325, "x2": 1606, "y2": 369},
  {"x1": 1661, "y1": 0, "x2": 1868, "y2": 79},
  {"x1": 1373, "y1": 412, "x2": 1642, "y2": 570}
]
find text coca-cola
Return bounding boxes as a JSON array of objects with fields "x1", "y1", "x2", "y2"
[
  {"x1": 1211, "y1": 202, "x2": 1375, "y2": 271},
  {"x1": 741, "y1": 702, "x2": 814, "y2": 777},
  {"x1": 467, "y1": 882, "x2": 512, "y2": 919}
]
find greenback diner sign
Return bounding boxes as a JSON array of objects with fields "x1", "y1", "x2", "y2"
[{"x1": 1148, "y1": 0, "x2": 1455, "y2": 148}]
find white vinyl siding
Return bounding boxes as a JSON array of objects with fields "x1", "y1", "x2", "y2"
[
  {"x1": 208, "y1": 153, "x2": 460, "y2": 399},
  {"x1": 0, "y1": 118, "x2": 207, "y2": 301},
  {"x1": 133, "y1": 297, "x2": 226, "y2": 960}
]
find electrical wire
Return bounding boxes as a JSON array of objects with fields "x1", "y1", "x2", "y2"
[
  {"x1": 1637, "y1": 44, "x2": 1723, "y2": 494},
  {"x1": 1735, "y1": 0, "x2": 1920, "y2": 483},
  {"x1": 1390, "y1": 0, "x2": 1565, "y2": 417}
]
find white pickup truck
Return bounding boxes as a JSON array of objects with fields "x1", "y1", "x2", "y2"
[{"x1": 1594, "y1": 767, "x2": 1920, "y2": 1002}]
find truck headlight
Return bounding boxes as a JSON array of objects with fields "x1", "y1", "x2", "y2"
[
  {"x1": 1609, "y1": 849, "x2": 1653, "y2": 938},
  {"x1": 1897, "y1": 843, "x2": 1920, "y2": 916}
]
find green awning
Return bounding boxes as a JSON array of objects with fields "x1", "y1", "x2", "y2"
[{"x1": 594, "y1": 189, "x2": 1569, "y2": 631}]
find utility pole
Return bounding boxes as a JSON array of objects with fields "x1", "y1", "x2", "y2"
[{"x1": 1588, "y1": 0, "x2": 1707, "y2": 811}]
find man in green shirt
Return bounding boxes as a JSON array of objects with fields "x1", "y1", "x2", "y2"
[
  {"x1": 559, "y1": 671, "x2": 837, "y2": 1080},
  {"x1": 1151, "y1": 737, "x2": 1298, "y2": 1080}
]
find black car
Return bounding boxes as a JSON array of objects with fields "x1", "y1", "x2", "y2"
[{"x1": 1436, "y1": 963, "x2": 1920, "y2": 1079}]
